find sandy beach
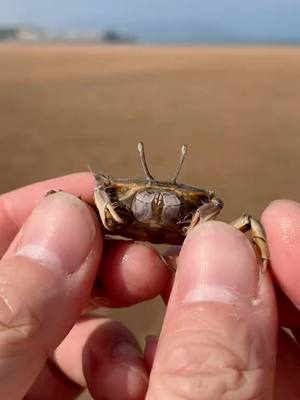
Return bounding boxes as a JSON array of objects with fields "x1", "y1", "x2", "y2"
[{"x1": 1, "y1": 44, "x2": 300, "y2": 398}]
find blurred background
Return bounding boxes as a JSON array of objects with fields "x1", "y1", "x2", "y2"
[{"x1": 1, "y1": 1, "x2": 300, "y2": 398}]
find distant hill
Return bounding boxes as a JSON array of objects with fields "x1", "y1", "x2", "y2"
[
  {"x1": 65, "y1": 18, "x2": 300, "y2": 44},
  {"x1": 1, "y1": 19, "x2": 300, "y2": 45},
  {"x1": 0, "y1": 26, "x2": 135, "y2": 43}
]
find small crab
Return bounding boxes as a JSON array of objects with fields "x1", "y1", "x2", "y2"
[{"x1": 93, "y1": 142, "x2": 269, "y2": 271}]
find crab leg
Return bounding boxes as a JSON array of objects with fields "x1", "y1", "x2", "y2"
[
  {"x1": 94, "y1": 174, "x2": 123, "y2": 230},
  {"x1": 107, "y1": 203, "x2": 123, "y2": 223},
  {"x1": 94, "y1": 190, "x2": 123, "y2": 230},
  {"x1": 186, "y1": 198, "x2": 224, "y2": 234},
  {"x1": 230, "y1": 214, "x2": 269, "y2": 272},
  {"x1": 187, "y1": 205, "x2": 212, "y2": 232}
]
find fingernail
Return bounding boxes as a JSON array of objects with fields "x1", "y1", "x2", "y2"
[
  {"x1": 112, "y1": 341, "x2": 143, "y2": 364},
  {"x1": 177, "y1": 221, "x2": 259, "y2": 304},
  {"x1": 15, "y1": 192, "x2": 96, "y2": 274},
  {"x1": 111, "y1": 341, "x2": 149, "y2": 382}
]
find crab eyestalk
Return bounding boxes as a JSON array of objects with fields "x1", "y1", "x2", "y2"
[
  {"x1": 171, "y1": 144, "x2": 187, "y2": 184},
  {"x1": 138, "y1": 142, "x2": 154, "y2": 183}
]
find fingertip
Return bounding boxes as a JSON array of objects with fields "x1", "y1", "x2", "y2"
[
  {"x1": 82, "y1": 319, "x2": 148, "y2": 400},
  {"x1": 176, "y1": 221, "x2": 259, "y2": 305},
  {"x1": 262, "y1": 199, "x2": 300, "y2": 309},
  {"x1": 262, "y1": 200, "x2": 300, "y2": 252},
  {"x1": 5, "y1": 191, "x2": 103, "y2": 271},
  {"x1": 98, "y1": 241, "x2": 171, "y2": 306},
  {"x1": 0, "y1": 192, "x2": 104, "y2": 399},
  {"x1": 147, "y1": 222, "x2": 277, "y2": 399},
  {"x1": 262, "y1": 199, "x2": 300, "y2": 227}
]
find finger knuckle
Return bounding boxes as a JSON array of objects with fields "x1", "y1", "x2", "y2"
[
  {"x1": 0, "y1": 284, "x2": 42, "y2": 355},
  {"x1": 155, "y1": 332, "x2": 265, "y2": 400}
]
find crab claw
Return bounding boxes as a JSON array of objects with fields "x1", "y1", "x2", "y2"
[{"x1": 106, "y1": 203, "x2": 123, "y2": 224}]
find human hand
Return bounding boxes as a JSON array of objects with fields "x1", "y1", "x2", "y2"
[
  {"x1": 145, "y1": 200, "x2": 300, "y2": 400},
  {"x1": 1, "y1": 173, "x2": 299, "y2": 400},
  {"x1": 0, "y1": 173, "x2": 171, "y2": 400}
]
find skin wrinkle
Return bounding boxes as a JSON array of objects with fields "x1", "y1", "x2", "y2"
[
  {"x1": 164, "y1": 303, "x2": 249, "y2": 339},
  {"x1": 158, "y1": 335, "x2": 249, "y2": 375},
  {"x1": 0, "y1": 256, "x2": 75, "y2": 361},
  {"x1": 154, "y1": 363, "x2": 266, "y2": 400},
  {"x1": 159, "y1": 342, "x2": 262, "y2": 388},
  {"x1": 152, "y1": 368, "x2": 265, "y2": 400},
  {"x1": 0, "y1": 285, "x2": 43, "y2": 350},
  {"x1": 160, "y1": 316, "x2": 248, "y2": 362},
  {"x1": 154, "y1": 299, "x2": 271, "y2": 399}
]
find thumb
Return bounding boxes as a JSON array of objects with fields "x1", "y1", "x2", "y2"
[
  {"x1": 147, "y1": 222, "x2": 277, "y2": 400},
  {"x1": 0, "y1": 192, "x2": 101, "y2": 399}
]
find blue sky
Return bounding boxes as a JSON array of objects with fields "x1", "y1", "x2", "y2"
[{"x1": 1, "y1": 0, "x2": 300, "y2": 42}]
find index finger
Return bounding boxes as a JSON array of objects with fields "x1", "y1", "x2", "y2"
[{"x1": 0, "y1": 172, "x2": 94, "y2": 256}]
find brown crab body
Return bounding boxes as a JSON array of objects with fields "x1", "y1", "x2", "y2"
[
  {"x1": 97, "y1": 179, "x2": 216, "y2": 244},
  {"x1": 93, "y1": 142, "x2": 269, "y2": 271}
]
